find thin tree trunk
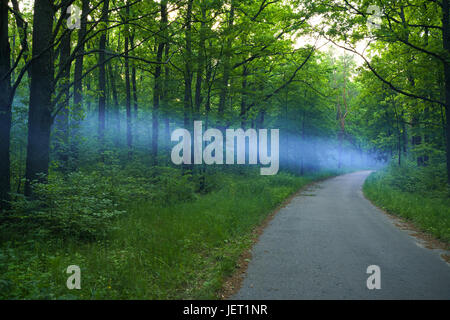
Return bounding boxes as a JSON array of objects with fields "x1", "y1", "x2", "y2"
[
  {"x1": 182, "y1": 0, "x2": 194, "y2": 171},
  {"x1": 162, "y1": 42, "x2": 171, "y2": 155},
  {"x1": 184, "y1": 0, "x2": 193, "y2": 130},
  {"x1": 204, "y1": 51, "x2": 213, "y2": 130},
  {"x1": 131, "y1": 33, "x2": 138, "y2": 124},
  {"x1": 194, "y1": 4, "x2": 207, "y2": 118},
  {"x1": 411, "y1": 115, "x2": 423, "y2": 166},
  {"x1": 395, "y1": 108, "x2": 402, "y2": 166},
  {"x1": 240, "y1": 65, "x2": 248, "y2": 127},
  {"x1": 55, "y1": 5, "x2": 71, "y2": 171},
  {"x1": 98, "y1": 0, "x2": 110, "y2": 146},
  {"x1": 124, "y1": 7, "x2": 133, "y2": 157},
  {"x1": 132, "y1": 64, "x2": 138, "y2": 143},
  {"x1": 402, "y1": 111, "x2": 407, "y2": 156},
  {"x1": 72, "y1": 0, "x2": 89, "y2": 166},
  {"x1": 152, "y1": 1, "x2": 168, "y2": 163},
  {"x1": 217, "y1": 1, "x2": 234, "y2": 120},
  {"x1": 131, "y1": 63, "x2": 138, "y2": 118},
  {"x1": 108, "y1": 63, "x2": 120, "y2": 147}
]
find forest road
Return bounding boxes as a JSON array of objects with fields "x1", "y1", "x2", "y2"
[{"x1": 233, "y1": 171, "x2": 450, "y2": 299}]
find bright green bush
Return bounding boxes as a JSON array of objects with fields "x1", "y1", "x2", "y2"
[
  {"x1": 377, "y1": 161, "x2": 449, "y2": 196},
  {"x1": 3, "y1": 171, "x2": 126, "y2": 241},
  {"x1": 1, "y1": 163, "x2": 199, "y2": 241}
]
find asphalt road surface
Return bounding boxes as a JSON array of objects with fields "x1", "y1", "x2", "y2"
[{"x1": 233, "y1": 171, "x2": 450, "y2": 300}]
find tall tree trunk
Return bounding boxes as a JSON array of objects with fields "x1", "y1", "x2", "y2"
[
  {"x1": 132, "y1": 64, "x2": 138, "y2": 143},
  {"x1": 108, "y1": 63, "x2": 120, "y2": 147},
  {"x1": 204, "y1": 50, "x2": 213, "y2": 130},
  {"x1": 395, "y1": 108, "x2": 402, "y2": 166},
  {"x1": 152, "y1": 1, "x2": 168, "y2": 163},
  {"x1": 25, "y1": 0, "x2": 55, "y2": 196},
  {"x1": 124, "y1": 6, "x2": 133, "y2": 157},
  {"x1": 411, "y1": 115, "x2": 423, "y2": 166},
  {"x1": 182, "y1": 0, "x2": 194, "y2": 171},
  {"x1": 72, "y1": 0, "x2": 89, "y2": 167},
  {"x1": 86, "y1": 73, "x2": 91, "y2": 113},
  {"x1": 98, "y1": 0, "x2": 110, "y2": 146},
  {"x1": 0, "y1": 0, "x2": 12, "y2": 210},
  {"x1": 240, "y1": 66, "x2": 248, "y2": 127},
  {"x1": 402, "y1": 111, "x2": 407, "y2": 156},
  {"x1": 194, "y1": 3, "x2": 207, "y2": 118},
  {"x1": 131, "y1": 33, "x2": 138, "y2": 122},
  {"x1": 162, "y1": 42, "x2": 171, "y2": 155},
  {"x1": 54, "y1": 5, "x2": 71, "y2": 171},
  {"x1": 217, "y1": 1, "x2": 235, "y2": 120},
  {"x1": 183, "y1": 0, "x2": 193, "y2": 129}
]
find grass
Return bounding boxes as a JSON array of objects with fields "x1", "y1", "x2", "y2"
[
  {"x1": 0, "y1": 169, "x2": 337, "y2": 299},
  {"x1": 363, "y1": 169, "x2": 450, "y2": 244}
]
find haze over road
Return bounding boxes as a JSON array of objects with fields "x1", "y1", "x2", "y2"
[{"x1": 234, "y1": 171, "x2": 450, "y2": 300}]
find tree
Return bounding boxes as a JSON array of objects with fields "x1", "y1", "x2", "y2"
[
  {"x1": 324, "y1": 0, "x2": 450, "y2": 182},
  {"x1": 24, "y1": 0, "x2": 56, "y2": 196},
  {"x1": 98, "y1": 0, "x2": 110, "y2": 145},
  {"x1": 152, "y1": 0, "x2": 168, "y2": 163},
  {"x1": 0, "y1": 0, "x2": 12, "y2": 210},
  {"x1": 124, "y1": 3, "x2": 133, "y2": 157},
  {"x1": 72, "y1": 0, "x2": 90, "y2": 166},
  {"x1": 54, "y1": 2, "x2": 72, "y2": 171}
]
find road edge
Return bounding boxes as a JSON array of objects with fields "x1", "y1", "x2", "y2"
[
  {"x1": 361, "y1": 172, "x2": 450, "y2": 265},
  {"x1": 219, "y1": 174, "x2": 339, "y2": 300}
]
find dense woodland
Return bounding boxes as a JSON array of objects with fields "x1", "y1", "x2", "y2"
[{"x1": 0, "y1": 0, "x2": 449, "y2": 299}]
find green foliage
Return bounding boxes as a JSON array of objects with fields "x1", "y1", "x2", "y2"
[
  {"x1": 377, "y1": 162, "x2": 449, "y2": 196},
  {"x1": 0, "y1": 170, "x2": 337, "y2": 299},
  {"x1": 3, "y1": 171, "x2": 125, "y2": 241},
  {"x1": 364, "y1": 165, "x2": 450, "y2": 243},
  {"x1": 1, "y1": 163, "x2": 199, "y2": 241}
]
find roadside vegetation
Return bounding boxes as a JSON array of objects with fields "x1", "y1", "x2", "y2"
[
  {"x1": 0, "y1": 166, "x2": 339, "y2": 299},
  {"x1": 364, "y1": 162, "x2": 450, "y2": 244}
]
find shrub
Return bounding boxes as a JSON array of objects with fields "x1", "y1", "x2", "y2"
[
  {"x1": 364, "y1": 166, "x2": 450, "y2": 243},
  {"x1": 3, "y1": 171, "x2": 126, "y2": 241},
  {"x1": 2, "y1": 164, "x2": 202, "y2": 241}
]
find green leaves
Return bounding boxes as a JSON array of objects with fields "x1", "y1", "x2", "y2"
[{"x1": 364, "y1": 166, "x2": 450, "y2": 243}]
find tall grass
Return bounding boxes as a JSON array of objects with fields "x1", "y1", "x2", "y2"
[
  {"x1": 0, "y1": 170, "x2": 336, "y2": 299},
  {"x1": 363, "y1": 164, "x2": 450, "y2": 243}
]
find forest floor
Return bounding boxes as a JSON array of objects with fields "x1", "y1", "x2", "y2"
[{"x1": 233, "y1": 171, "x2": 450, "y2": 299}]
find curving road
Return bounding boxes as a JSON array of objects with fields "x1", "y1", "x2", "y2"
[{"x1": 233, "y1": 171, "x2": 450, "y2": 300}]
